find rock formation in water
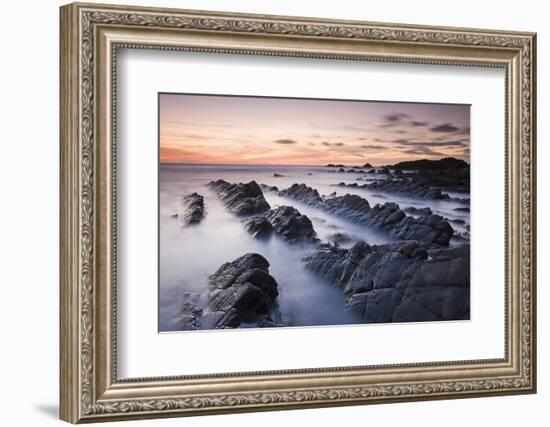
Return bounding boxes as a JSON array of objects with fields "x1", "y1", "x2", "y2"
[
  {"x1": 390, "y1": 157, "x2": 468, "y2": 171},
  {"x1": 204, "y1": 253, "x2": 280, "y2": 328},
  {"x1": 259, "y1": 183, "x2": 279, "y2": 193},
  {"x1": 275, "y1": 183, "x2": 454, "y2": 246},
  {"x1": 388, "y1": 157, "x2": 470, "y2": 192},
  {"x1": 181, "y1": 193, "x2": 206, "y2": 226},
  {"x1": 208, "y1": 179, "x2": 270, "y2": 216},
  {"x1": 337, "y1": 177, "x2": 450, "y2": 200},
  {"x1": 360, "y1": 179, "x2": 449, "y2": 200},
  {"x1": 263, "y1": 206, "x2": 318, "y2": 243},
  {"x1": 303, "y1": 240, "x2": 470, "y2": 323},
  {"x1": 404, "y1": 206, "x2": 433, "y2": 216},
  {"x1": 209, "y1": 181, "x2": 317, "y2": 243},
  {"x1": 243, "y1": 205, "x2": 318, "y2": 243},
  {"x1": 279, "y1": 183, "x2": 322, "y2": 206},
  {"x1": 242, "y1": 216, "x2": 274, "y2": 239}
]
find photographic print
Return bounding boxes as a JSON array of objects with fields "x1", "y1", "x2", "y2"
[{"x1": 159, "y1": 93, "x2": 471, "y2": 332}]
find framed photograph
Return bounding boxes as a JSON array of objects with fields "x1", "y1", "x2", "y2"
[{"x1": 60, "y1": 2, "x2": 537, "y2": 423}]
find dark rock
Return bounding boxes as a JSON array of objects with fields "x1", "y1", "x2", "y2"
[
  {"x1": 363, "y1": 163, "x2": 373, "y2": 168},
  {"x1": 273, "y1": 173, "x2": 284, "y2": 177},
  {"x1": 404, "y1": 206, "x2": 433, "y2": 216},
  {"x1": 206, "y1": 253, "x2": 280, "y2": 328},
  {"x1": 208, "y1": 179, "x2": 270, "y2": 216},
  {"x1": 390, "y1": 157, "x2": 469, "y2": 171},
  {"x1": 277, "y1": 183, "x2": 454, "y2": 246},
  {"x1": 303, "y1": 241, "x2": 470, "y2": 323},
  {"x1": 182, "y1": 193, "x2": 205, "y2": 226},
  {"x1": 263, "y1": 206, "x2": 318, "y2": 243},
  {"x1": 242, "y1": 216, "x2": 273, "y2": 239},
  {"x1": 241, "y1": 203, "x2": 318, "y2": 243},
  {"x1": 367, "y1": 169, "x2": 376, "y2": 174},
  {"x1": 260, "y1": 183, "x2": 279, "y2": 193},
  {"x1": 326, "y1": 163, "x2": 346, "y2": 168},
  {"x1": 454, "y1": 207, "x2": 470, "y2": 212},
  {"x1": 454, "y1": 197, "x2": 470, "y2": 205},
  {"x1": 279, "y1": 183, "x2": 323, "y2": 206},
  {"x1": 338, "y1": 168, "x2": 346, "y2": 173},
  {"x1": 328, "y1": 232, "x2": 354, "y2": 245},
  {"x1": 453, "y1": 231, "x2": 470, "y2": 242},
  {"x1": 377, "y1": 167, "x2": 390, "y2": 174},
  {"x1": 416, "y1": 168, "x2": 470, "y2": 192},
  {"x1": 371, "y1": 158, "x2": 471, "y2": 192},
  {"x1": 355, "y1": 178, "x2": 450, "y2": 200},
  {"x1": 323, "y1": 194, "x2": 371, "y2": 221}
]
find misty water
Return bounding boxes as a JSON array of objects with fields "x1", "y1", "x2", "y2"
[{"x1": 159, "y1": 164, "x2": 470, "y2": 332}]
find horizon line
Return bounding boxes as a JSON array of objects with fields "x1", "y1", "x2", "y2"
[{"x1": 159, "y1": 156, "x2": 468, "y2": 168}]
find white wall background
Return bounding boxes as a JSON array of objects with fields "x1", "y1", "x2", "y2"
[{"x1": 0, "y1": 0, "x2": 545, "y2": 425}]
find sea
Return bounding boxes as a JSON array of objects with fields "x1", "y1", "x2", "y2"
[{"x1": 159, "y1": 163, "x2": 470, "y2": 332}]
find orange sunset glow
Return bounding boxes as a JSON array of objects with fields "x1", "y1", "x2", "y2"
[{"x1": 159, "y1": 94, "x2": 470, "y2": 167}]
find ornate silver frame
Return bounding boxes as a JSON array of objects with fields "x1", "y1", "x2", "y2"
[{"x1": 60, "y1": 2, "x2": 537, "y2": 423}]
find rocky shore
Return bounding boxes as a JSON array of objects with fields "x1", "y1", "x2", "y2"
[
  {"x1": 326, "y1": 157, "x2": 470, "y2": 200},
  {"x1": 208, "y1": 179, "x2": 271, "y2": 216},
  {"x1": 209, "y1": 180, "x2": 318, "y2": 243},
  {"x1": 342, "y1": 179, "x2": 449, "y2": 200},
  {"x1": 272, "y1": 183, "x2": 454, "y2": 246},
  {"x1": 243, "y1": 206, "x2": 318, "y2": 243},
  {"x1": 303, "y1": 240, "x2": 470, "y2": 322},
  {"x1": 203, "y1": 253, "x2": 281, "y2": 328},
  {"x1": 166, "y1": 157, "x2": 470, "y2": 330}
]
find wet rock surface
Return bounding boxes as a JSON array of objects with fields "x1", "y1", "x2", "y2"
[
  {"x1": 279, "y1": 183, "x2": 323, "y2": 206},
  {"x1": 243, "y1": 205, "x2": 318, "y2": 243},
  {"x1": 167, "y1": 158, "x2": 470, "y2": 330},
  {"x1": 303, "y1": 241, "x2": 470, "y2": 322},
  {"x1": 389, "y1": 157, "x2": 470, "y2": 192},
  {"x1": 211, "y1": 181, "x2": 318, "y2": 243},
  {"x1": 205, "y1": 253, "x2": 281, "y2": 328},
  {"x1": 328, "y1": 232, "x2": 355, "y2": 245},
  {"x1": 260, "y1": 183, "x2": 279, "y2": 193},
  {"x1": 390, "y1": 157, "x2": 468, "y2": 170},
  {"x1": 337, "y1": 158, "x2": 470, "y2": 198},
  {"x1": 275, "y1": 183, "x2": 454, "y2": 246},
  {"x1": 208, "y1": 179, "x2": 270, "y2": 216},
  {"x1": 264, "y1": 206, "x2": 318, "y2": 243},
  {"x1": 181, "y1": 193, "x2": 205, "y2": 226},
  {"x1": 242, "y1": 216, "x2": 273, "y2": 239},
  {"x1": 404, "y1": 206, "x2": 433, "y2": 216},
  {"x1": 361, "y1": 179, "x2": 449, "y2": 200}
]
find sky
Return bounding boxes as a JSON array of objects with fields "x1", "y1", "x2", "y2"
[{"x1": 159, "y1": 93, "x2": 470, "y2": 166}]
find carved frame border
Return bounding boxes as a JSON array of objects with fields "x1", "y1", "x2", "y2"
[{"x1": 60, "y1": 2, "x2": 536, "y2": 423}]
